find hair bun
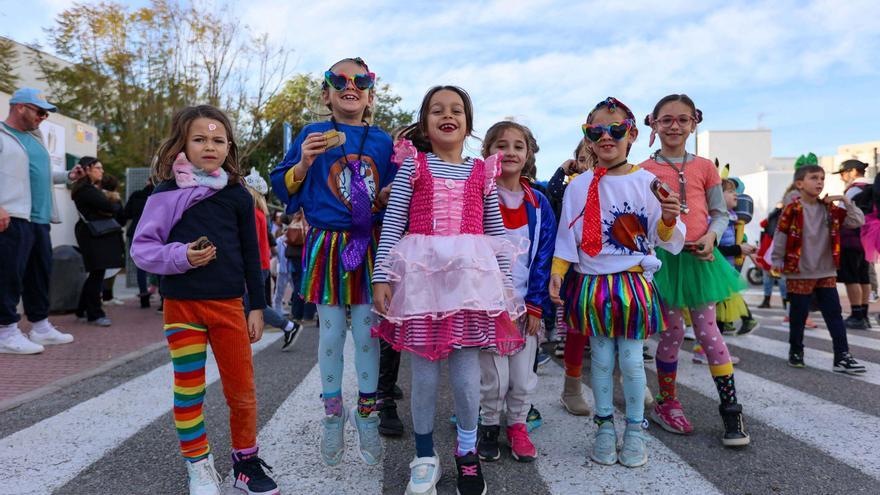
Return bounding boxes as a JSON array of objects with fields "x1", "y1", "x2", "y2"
[
  {"x1": 695, "y1": 109, "x2": 704, "y2": 124},
  {"x1": 644, "y1": 114, "x2": 653, "y2": 126}
]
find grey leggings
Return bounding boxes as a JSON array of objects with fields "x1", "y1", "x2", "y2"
[{"x1": 411, "y1": 348, "x2": 481, "y2": 435}]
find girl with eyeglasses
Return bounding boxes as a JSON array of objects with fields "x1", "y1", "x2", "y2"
[
  {"x1": 269, "y1": 57, "x2": 395, "y2": 468},
  {"x1": 550, "y1": 97, "x2": 684, "y2": 468},
  {"x1": 640, "y1": 94, "x2": 750, "y2": 447}
]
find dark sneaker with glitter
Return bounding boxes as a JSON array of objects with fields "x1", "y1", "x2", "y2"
[
  {"x1": 231, "y1": 450, "x2": 280, "y2": 495},
  {"x1": 455, "y1": 451, "x2": 487, "y2": 495}
]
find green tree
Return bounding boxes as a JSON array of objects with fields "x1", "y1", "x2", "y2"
[
  {"x1": 36, "y1": 0, "x2": 290, "y2": 179},
  {"x1": 0, "y1": 37, "x2": 20, "y2": 94}
]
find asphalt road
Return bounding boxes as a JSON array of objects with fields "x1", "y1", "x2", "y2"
[{"x1": 2, "y1": 303, "x2": 879, "y2": 494}]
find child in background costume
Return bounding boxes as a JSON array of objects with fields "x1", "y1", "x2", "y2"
[
  {"x1": 372, "y1": 86, "x2": 525, "y2": 495},
  {"x1": 715, "y1": 178, "x2": 759, "y2": 336},
  {"x1": 242, "y1": 169, "x2": 303, "y2": 351},
  {"x1": 476, "y1": 121, "x2": 555, "y2": 463},
  {"x1": 771, "y1": 164, "x2": 867, "y2": 374},
  {"x1": 547, "y1": 142, "x2": 595, "y2": 415},
  {"x1": 132, "y1": 105, "x2": 280, "y2": 495},
  {"x1": 550, "y1": 97, "x2": 685, "y2": 467},
  {"x1": 270, "y1": 57, "x2": 394, "y2": 467},
  {"x1": 640, "y1": 94, "x2": 750, "y2": 447}
]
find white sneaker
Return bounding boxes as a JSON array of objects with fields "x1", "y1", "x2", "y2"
[
  {"x1": 29, "y1": 324, "x2": 74, "y2": 346},
  {"x1": 0, "y1": 328, "x2": 45, "y2": 354},
  {"x1": 406, "y1": 454, "x2": 441, "y2": 495},
  {"x1": 186, "y1": 454, "x2": 221, "y2": 495},
  {"x1": 108, "y1": 298, "x2": 126, "y2": 306},
  {"x1": 683, "y1": 325, "x2": 696, "y2": 341}
]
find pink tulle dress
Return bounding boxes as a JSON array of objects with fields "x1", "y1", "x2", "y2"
[
  {"x1": 862, "y1": 209, "x2": 880, "y2": 262},
  {"x1": 373, "y1": 151, "x2": 527, "y2": 361}
]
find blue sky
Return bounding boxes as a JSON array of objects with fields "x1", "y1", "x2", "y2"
[{"x1": 3, "y1": 0, "x2": 879, "y2": 179}]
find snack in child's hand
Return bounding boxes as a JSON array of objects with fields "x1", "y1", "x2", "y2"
[
  {"x1": 322, "y1": 130, "x2": 346, "y2": 151},
  {"x1": 650, "y1": 177, "x2": 674, "y2": 201},
  {"x1": 194, "y1": 236, "x2": 217, "y2": 260}
]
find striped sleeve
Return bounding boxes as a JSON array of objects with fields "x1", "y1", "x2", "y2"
[
  {"x1": 482, "y1": 180, "x2": 511, "y2": 274},
  {"x1": 373, "y1": 158, "x2": 415, "y2": 283}
]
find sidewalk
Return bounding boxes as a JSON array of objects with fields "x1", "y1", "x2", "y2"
[{"x1": 0, "y1": 291, "x2": 166, "y2": 412}]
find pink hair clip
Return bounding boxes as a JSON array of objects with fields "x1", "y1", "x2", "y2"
[{"x1": 391, "y1": 138, "x2": 418, "y2": 166}]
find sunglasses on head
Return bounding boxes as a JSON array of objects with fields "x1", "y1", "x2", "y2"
[
  {"x1": 581, "y1": 120, "x2": 633, "y2": 142},
  {"x1": 25, "y1": 104, "x2": 49, "y2": 118},
  {"x1": 324, "y1": 70, "x2": 376, "y2": 91},
  {"x1": 655, "y1": 114, "x2": 695, "y2": 128}
]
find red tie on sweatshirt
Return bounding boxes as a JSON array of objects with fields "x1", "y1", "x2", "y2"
[{"x1": 580, "y1": 167, "x2": 608, "y2": 256}]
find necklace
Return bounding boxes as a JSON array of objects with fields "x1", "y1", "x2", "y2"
[{"x1": 653, "y1": 151, "x2": 690, "y2": 214}]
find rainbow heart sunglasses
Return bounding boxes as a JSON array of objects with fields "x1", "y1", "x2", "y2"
[
  {"x1": 324, "y1": 70, "x2": 376, "y2": 91},
  {"x1": 581, "y1": 120, "x2": 634, "y2": 143}
]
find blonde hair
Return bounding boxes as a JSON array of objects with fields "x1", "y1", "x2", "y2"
[{"x1": 247, "y1": 186, "x2": 269, "y2": 215}]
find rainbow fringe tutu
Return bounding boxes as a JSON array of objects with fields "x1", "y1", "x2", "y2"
[
  {"x1": 561, "y1": 270, "x2": 665, "y2": 339},
  {"x1": 300, "y1": 227, "x2": 378, "y2": 306}
]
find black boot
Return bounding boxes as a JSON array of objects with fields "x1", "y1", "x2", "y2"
[
  {"x1": 477, "y1": 424, "x2": 501, "y2": 461},
  {"x1": 719, "y1": 403, "x2": 750, "y2": 447},
  {"x1": 758, "y1": 296, "x2": 771, "y2": 309},
  {"x1": 782, "y1": 298, "x2": 788, "y2": 311},
  {"x1": 139, "y1": 294, "x2": 150, "y2": 309},
  {"x1": 377, "y1": 399, "x2": 404, "y2": 437}
]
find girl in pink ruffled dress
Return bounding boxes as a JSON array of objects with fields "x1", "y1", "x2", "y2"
[{"x1": 372, "y1": 86, "x2": 525, "y2": 495}]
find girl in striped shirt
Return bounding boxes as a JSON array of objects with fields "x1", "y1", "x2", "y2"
[{"x1": 372, "y1": 86, "x2": 525, "y2": 495}]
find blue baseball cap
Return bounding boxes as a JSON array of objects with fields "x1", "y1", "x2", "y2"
[{"x1": 9, "y1": 88, "x2": 57, "y2": 112}]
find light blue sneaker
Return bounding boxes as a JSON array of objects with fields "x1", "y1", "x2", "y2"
[
  {"x1": 619, "y1": 422, "x2": 648, "y2": 468},
  {"x1": 590, "y1": 421, "x2": 618, "y2": 465},
  {"x1": 351, "y1": 406, "x2": 383, "y2": 465},
  {"x1": 321, "y1": 407, "x2": 347, "y2": 466},
  {"x1": 406, "y1": 454, "x2": 441, "y2": 495}
]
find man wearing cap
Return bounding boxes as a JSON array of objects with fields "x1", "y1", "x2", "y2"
[
  {"x1": 0, "y1": 88, "x2": 83, "y2": 354},
  {"x1": 835, "y1": 159, "x2": 874, "y2": 330}
]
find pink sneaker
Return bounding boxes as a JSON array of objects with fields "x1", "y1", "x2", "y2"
[
  {"x1": 651, "y1": 399, "x2": 694, "y2": 434},
  {"x1": 506, "y1": 423, "x2": 536, "y2": 462}
]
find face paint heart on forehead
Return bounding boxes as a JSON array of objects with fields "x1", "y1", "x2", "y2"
[{"x1": 208, "y1": 123, "x2": 217, "y2": 131}]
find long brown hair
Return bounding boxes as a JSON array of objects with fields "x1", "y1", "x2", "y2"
[
  {"x1": 400, "y1": 85, "x2": 475, "y2": 153},
  {"x1": 481, "y1": 121, "x2": 540, "y2": 179},
  {"x1": 153, "y1": 105, "x2": 240, "y2": 185}
]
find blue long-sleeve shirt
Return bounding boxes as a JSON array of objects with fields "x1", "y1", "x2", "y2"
[{"x1": 270, "y1": 121, "x2": 395, "y2": 231}]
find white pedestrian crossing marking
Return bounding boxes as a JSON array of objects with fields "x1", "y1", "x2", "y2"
[
  {"x1": 237, "y1": 336, "x2": 382, "y2": 493},
  {"x1": 531, "y1": 361, "x2": 723, "y2": 494},
  {"x1": 0, "y1": 333, "x2": 282, "y2": 495},
  {"x1": 760, "y1": 323, "x2": 880, "y2": 352},
  {"x1": 645, "y1": 343, "x2": 880, "y2": 481},
  {"x1": 725, "y1": 334, "x2": 880, "y2": 386}
]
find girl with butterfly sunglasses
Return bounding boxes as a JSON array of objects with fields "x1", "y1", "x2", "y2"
[
  {"x1": 640, "y1": 94, "x2": 751, "y2": 447},
  {"x1": 550, "y1": 97, "x2": 684, "y2": 468},
  {"x1": 270, "y1": 57, "x2": 396, "y2": 468}
]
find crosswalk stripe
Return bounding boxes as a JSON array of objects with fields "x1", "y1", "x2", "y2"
[
  {"x1": 0, "y1": 332, "x2": 282, "y2": 495},
  {"x1": 532, "y1": 361, "x2": 722, "y2": 494},
  {"x1": 645, "y1": 343, "x2": 880, "y2": 481},
  {"x1": 233, "y1": 336, "x2": 383, "y2": 492},
  {"x1": 759, "y1": 324, "x2": 880, "y2": 352},
  {"x1": 725, "y1": 334, "x2": 880, "y2": 386}
]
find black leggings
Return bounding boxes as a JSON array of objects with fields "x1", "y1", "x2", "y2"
[
  {"x1": 78, "y1": 270, "x2": 106, "y2": 321},
  {"x1": 788, "y1": 287, "x2": 849, "y2": 357}
]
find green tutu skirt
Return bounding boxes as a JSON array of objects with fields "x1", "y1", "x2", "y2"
[{"x1": 654, "y1": 248, "x2": 746, "y2": 309}]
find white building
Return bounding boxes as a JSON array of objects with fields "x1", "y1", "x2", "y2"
[{"x1": 695, "y1": 128, "x2": 870, "y2": 246}]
